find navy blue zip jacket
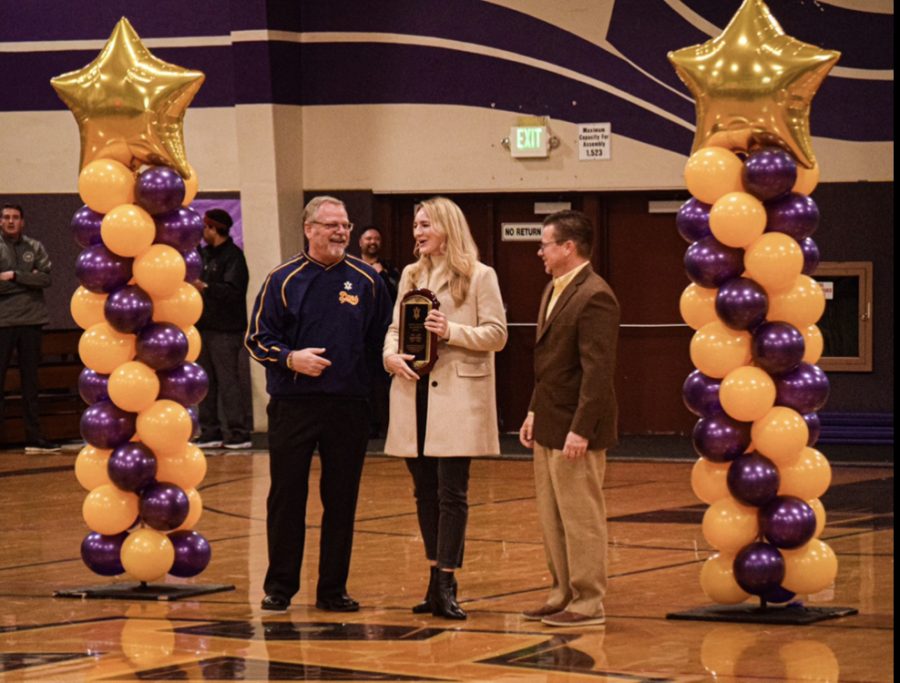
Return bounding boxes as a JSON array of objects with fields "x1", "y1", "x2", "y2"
[{"x1": 245, "y1": 252, "x2": 392, "y2": 398}]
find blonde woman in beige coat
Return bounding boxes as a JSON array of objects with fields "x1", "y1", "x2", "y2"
[{"x1": 384, "y1": 197, "x2": 507, "y2": 620}]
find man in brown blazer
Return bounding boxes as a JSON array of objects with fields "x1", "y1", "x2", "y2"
[{"x1": 519, "y1": 209, "x2": 620, "y2": 627}]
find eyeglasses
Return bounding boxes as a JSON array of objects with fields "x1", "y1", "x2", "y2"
[
  {"x1": 310, "y1": 221, "x2": 354, "y2": 232},
  {"x1": 538, "y1": 239, "x2": 565, "y2": 252}
]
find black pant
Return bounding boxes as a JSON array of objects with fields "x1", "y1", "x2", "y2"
[
  {"x1": 197, "y1": 330, "x2": 252, "y2": 441},
  {"x1": 0, "y1": 325, "x2": 43, "y2": 443},
  {"x1": 263, "y1": 396, "x2": 369, "y2": 601},
  {"x1": 405, "y1": 378, "x2": 471, "y2": 569}
]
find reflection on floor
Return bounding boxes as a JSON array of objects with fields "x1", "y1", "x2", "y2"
[{"x1": 0, "y1": 449, "x2": 893, "y2": 681}]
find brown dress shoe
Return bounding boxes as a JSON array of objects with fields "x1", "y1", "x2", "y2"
[
  {"x1": 541, "y1": 610, "x2": 606, "y2": 627},
  {"x1": 522, "y1": 604, "x2": 565, "y2": 621}
]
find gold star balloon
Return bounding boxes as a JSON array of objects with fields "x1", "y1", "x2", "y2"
[
  {"x1": 668, "y1": 0, "x2": 839, "y2": 168},
  {"x1": 51, "y1": 17, "x2": 204, "y2": 178}
]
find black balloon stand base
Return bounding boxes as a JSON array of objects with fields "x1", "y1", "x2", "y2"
[
  {"x1": 54, "y1": 581, "x2": 235, "y2": 601},
  {"x1": 666, "y1": 603, "x2": 858, "y2": 625}
]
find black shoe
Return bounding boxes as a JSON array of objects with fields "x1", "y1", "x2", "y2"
[
  {"x1": 261, "y1": 594, "x2": 290, "y2": 611},
  {"x1": 412, "y1": 567, "x2": 438, "y2": 614},
  {"x1": 24, "y1": 439, "x2": 62, "y2": 454},
  {"x1": 315, "y1": 594, "x2": 360, "y2": 612},
  {"x1": 432, "y1": 571, "x2": 466, "y2": 620},
  {"x1": 195, "y1": 433, "x2": 224, "y2": 448}
]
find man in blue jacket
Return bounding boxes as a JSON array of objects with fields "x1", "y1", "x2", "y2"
[
  {"x1": 0, "y1": 204, "x2": 60, "y2": 453},
  {"x1": 245, "y1": 196, "x2": 392, "y2": 612}
]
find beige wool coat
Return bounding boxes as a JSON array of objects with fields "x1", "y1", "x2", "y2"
[{"x1": 383, "y1": 259, "x2": 508, "y2": 457}]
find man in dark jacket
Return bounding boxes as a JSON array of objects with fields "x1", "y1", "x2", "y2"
[
  {"x1": 195, "y1": 208, "x2": 252, "y2": 449},
  {"x1": 0, "y1": 204, "x2": 61, "y2": 452}
]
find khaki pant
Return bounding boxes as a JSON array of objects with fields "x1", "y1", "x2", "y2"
[{"x1": 533, "y1": 442, "x2": 608, "y2": 617}]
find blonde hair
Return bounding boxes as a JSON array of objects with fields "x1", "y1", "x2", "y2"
[
  {"x1": 408, "y1": 197, "x2": 478, "y2": 306},
  {"x1": 302, "y1": 195, "x2": 345, "y2": 224}
]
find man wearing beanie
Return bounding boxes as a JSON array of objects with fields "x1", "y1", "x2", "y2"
[{"x1": 195, "y1": 208, "x2": 253, "y2": 449}]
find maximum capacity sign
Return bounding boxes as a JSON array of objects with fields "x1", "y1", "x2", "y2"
[{"x1": 578, "y1": 123, "x2": 611, "y2": 160}]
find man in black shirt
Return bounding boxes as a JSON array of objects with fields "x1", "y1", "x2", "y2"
[{"x1": 195, "y1": 208, "x2": 252, "y2": 449}]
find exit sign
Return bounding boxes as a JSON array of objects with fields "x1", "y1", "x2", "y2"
[{"x1": 509, "y1": 126, "x2": 549, "y2": 158}]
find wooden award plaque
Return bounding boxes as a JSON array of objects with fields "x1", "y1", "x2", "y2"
[{"x1": 399, "y1": 288, "x2": 440, "y2": 376}]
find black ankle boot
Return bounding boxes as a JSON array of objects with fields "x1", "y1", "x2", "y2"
[
  {"x1": 431, "y1": 570, "x2": 466, "y2": 620},
  {"x1": 411, "y1": 567, "x2": 438, "y2": 614}
]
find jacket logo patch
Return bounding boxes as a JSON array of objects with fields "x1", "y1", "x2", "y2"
[
  {"x1": 23, "y1": 252, "x2": 34, "y2": 263},
  {"x1": 338, "y1": 291, "x2": 359, "y2": 306}
]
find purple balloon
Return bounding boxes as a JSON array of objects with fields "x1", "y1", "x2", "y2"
[
  {"x1": 81, "y1": 531, "x2": 127, "y2": 576},
  {"x1": 727, "y1": 452, "x2": 780, "y2": 507},
  {"x1": 676, "y1": 198, "x2": 712, "y2": 243},
  {"x1": 108, "y1": 442, "x2": 158, "y2": 492},
  {"x1": 140, "y1": 482, "x2": 190, "y2": 531},
  {"x1": 682, "y1": 370, "x2": 723, "y2": 418},
  {"x1": 136, "y1": 323, "x2": 189, "y2": 371},
  {"x1": 78, "y1": 367, "x2": 109, "y2": 405},
  {"x1": 70, "y1": 205, "x2": 104, "y2": 248},
  {"x1": 184, "y1": 248, "x2": 203, "y2": 282},
  {"x1": 187, "y1": 405, "x2": 200, "y2": 439},
  {"x1": 742, "y1": 147, "x2": 797, "y2": 201},
  {"x1": 80, "y1": 400, "x2": 136, "y2": 449},
  {"x1": 765, "y1": 193, "x2": 819, "y2": 241},
  {"x1": 692, "y1": 414, "x2": 752, "y2": 463},
  {"x1": 733, "y1": 542, "x2": 786, "y2": 596},
  {"x1": 168, "y1": 530, "x2": 212, "y2": 577},
  {"x1": 104, "y1": 285, "x2": 153, "y2": 334},
  {"x1": 804, "y1": 412, "x2": 821, "y2": 447},
  {"x1": 75, "y1": 244, "x2": 133, "y2": 294},
  {"x1": 800, "y1": 237, "x2": 820, "y2": 276},
  {"x1": 155, "y1": 207, "x2": 204, "y2": 252},
  {"x1": 751, "y1": 322, "x2": 805, "y2": 376},
  {"x1": 715, "y1": 277, "x2": 769, "y2": 331},
  {"x1": 158, "y1": 362, "x2": 209, "y2": 406},
  {"x1": 775, "y1": 362, "x2": 830, "y2": 414},
  {"x1": 684, "y1": 236, "x2": 744, "y2": 288},
  {"x1": 762, "y1": 584, "x2": 796, "y2": 604},
  {"x1": 135, "y1": 166, "x2": 186, "y2": 215},
  {"x1": 760, "y1": 496, "x2": 817, "y2": 549}
]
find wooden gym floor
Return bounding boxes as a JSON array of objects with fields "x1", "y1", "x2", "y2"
[{"x1": 0, "y1": 446, "x2": 892, "y2": 682}]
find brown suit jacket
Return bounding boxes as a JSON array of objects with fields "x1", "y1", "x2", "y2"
[{"x1": 529, "y1": 265, "x2": 620, "y2": 451}]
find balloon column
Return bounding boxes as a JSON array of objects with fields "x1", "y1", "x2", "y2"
[
  {"x1": 52, "y1": 18, "x2": 212, "y2": 584},
  {"x1": 669, "y1": 0, "x2": 840, "y2": 606}
]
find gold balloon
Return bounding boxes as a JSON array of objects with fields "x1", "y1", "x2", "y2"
[
  {"x1": 807, "y1": 497, "x2": 826, "y2": 538},
  {"x1": 83, "y1": 484, "x2": 139, "y2": 535},
  {"x1": 680, "y1": 283, "x2": 718, "y2": 330},
  {"x1": 134, "y1": 245, "x2": 187, "y2": 298},
  {"x1": 155, "y1": 443, "x2": 207, "y2": 490},
  {"x1": 74, "y1": 445, "x2": 112, "y2": 491},
  {"x1": 50, "y1": 17, "x2": 204, "y2": 177},
  {"x1": 802, "y1": 324, "x2": 824, "y2": 364},
  {"x1": 173, "y1": 488, "x2": 203, "y2": 531},
  {"x1": 108, "y1": 361, "x2": 160, "y2": 413},
  {"x1": 702, "y1": 496, "x2": 759, "y2": 552},
  {"x1": 709, "y1": 192, "x2": 766, "y2": 249},
  {"x1": 690, "y1": 321, "x2": 752, "y2": 379},
  {"x1": 781, "y1": 539, "x2": 838, "y2": 594},
  {"x1": 78, "y1": 159, "x2": 136, "y2": 214},
  {"x1": 120, "y1": 528, "x2": 175, "y2": 582},
  {"x1": 100, "y1": 204, "x2": 156, "y2": 258},
  {"x1": 152, "y1": 283, "x2": 203, "y2": 329},
  {"x1": 137, "y1": 400, "x2": 193, "y2": 455},
  {"x1": 719, "y1": 365, "x2": 776, "y2": 423},
  {"x1": 70, "y1": 286, "x2": 108, "y2": 330},
  {"x1": 768, "y1": 275, "x2": 826, "y2": 328},
  {"x1": 79, "y1": 322, "x2": 136, "y2": 374},
  {"x1": 777, "y1": 446, "x2": 832, "y2": 500},
  {"x1": 668, "y1": 0, "x2": 840, "y2": 168},
  {"x1": 684, "y1": 147, "x2": 744, "y2": 205},
  {"x1": 183, "y1": 325, "x2": 202, "y2": 362},
  {"x1": 700, "y1": 553, "x2": 750, "y2": 604},
  {"x1": 744, "y1": 233, "x2": 804, "y2": 294},
  {"x1": 691, "y1": 457, "x2": 730, "y2": 505},
  {"x1": 751, "y1": 406, "x2": 809, "y2": 465}
]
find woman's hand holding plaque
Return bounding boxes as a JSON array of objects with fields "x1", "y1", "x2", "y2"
[{"x1": 398, "y1": 288, "x2": 441, "y2": 376}]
